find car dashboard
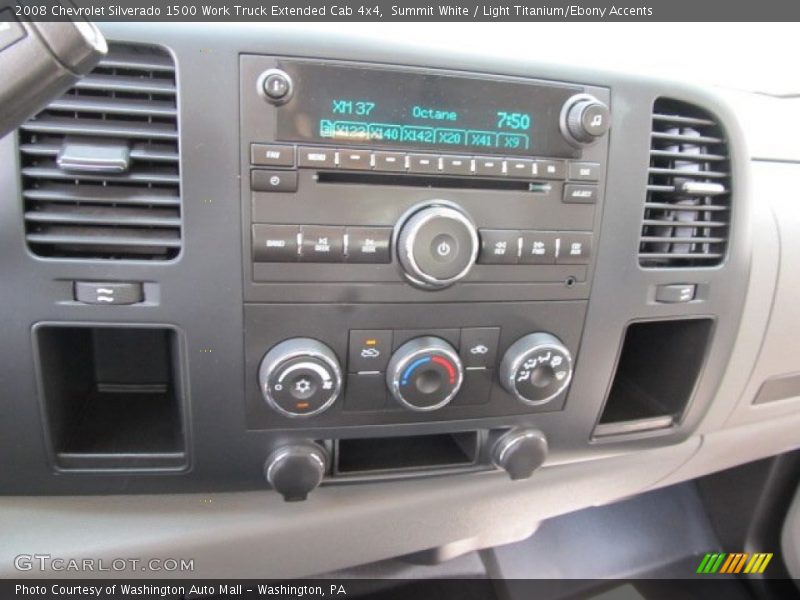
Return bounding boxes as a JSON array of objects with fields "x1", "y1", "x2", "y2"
[{"x1": 1, "y1": 22, "x2": 800, "y2": 579}]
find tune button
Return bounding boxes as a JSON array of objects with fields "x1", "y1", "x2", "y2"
[{"x1": 561, "y1": 94, "x2": 610, "y2": 146}]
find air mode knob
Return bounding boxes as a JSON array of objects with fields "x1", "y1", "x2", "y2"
[
  {"x1": 492, "y1": 429, "x2": 548, "y2": 480},
  {"x1": 395, "y1": 201, "x2": 479, "y2": 289},
  {"x1": 386, "y1": 336, "x2": 464, "y2": 411},
  {"x1": 562, "y1": 94, "x2": 610, "y2": 146},
  {"x1": 258, "y1": 338, "x2": 343, "y2": 418},
  {"x1": 499, "y1": 332, "x2": 573, "y2": 406},
  {"x1": 264, "y1": 442, "x2": 328, "y2": 501}
]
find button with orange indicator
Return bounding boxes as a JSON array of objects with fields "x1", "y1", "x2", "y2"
[{"x1": 348, "y1": 330, "x2": 392, "y2": 373}]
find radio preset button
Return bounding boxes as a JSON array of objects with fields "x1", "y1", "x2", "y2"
[
  {"x1": 298, "y1": 147, "x2": 337, "y2": 169},
  {"x1": 346, "y1": 226, "x2": 391, "y2": 263},
  {"x1": 568, "y1": 162, "x2": 601, "y2": 182},
  {"x1": 563, "y1": 184, "x2": 598, "y2": 204},
  {"x1": 506, "y1": 158, "x2": 534, "y2": 179},
  {"x1": 557, "y1": 233, "x2": 592, "y2": 264},
  {"x1": 441, "y1": 156, "x2": 472, "y2": 175},
  {"x1": 478, "y1": 229, "x2": 519, "y2": 264},
  {"x1": 408, "y1": 154, "x2": 440, "y2": 173},
  {"x1": 252, "y1": 224, "x2": 299, "y2": 262},
  {"x1": 339, "y1": 150, "x2": 371, "y2": 170},
  {"x1": 251, "y1": 169, "x2": 298, "y2": 193},
  {"x1": 532, "y1": 160, "x2": 565, "y2": 180},
  {"x1": 373, "y1": 151, "x2": 406, "y2": 172},
  {"x1": 300, "y1": 225, "x2": 345, "y2": 262},
  {"x1": 474, "y1": 157, "x2": 504, "y2": 177},
  {"x1": 520, "y1": 231, "x2": 558, "y2": 265}
]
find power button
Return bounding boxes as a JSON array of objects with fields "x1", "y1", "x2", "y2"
[
  {"x1": 259, "y1": 68, "x2": 293, "y2": 104},
  {"x1": 431, "y1": 233, "x2": 458, "y2": 261}
]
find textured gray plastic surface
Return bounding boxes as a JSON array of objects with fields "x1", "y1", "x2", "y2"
[
  {"x1": 0, "y1": 437, "x2": 700, "y2": 579},
  {"x1": 722, "y1": 161, "x2": 800, "y2": 427},
  {"x1": 782, "y1": 481, "x2": 800, "y2": 582}
]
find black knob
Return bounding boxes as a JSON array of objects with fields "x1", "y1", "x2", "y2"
[
  {"x1": 264, "y1": 442, "x2": 328, "y2": 501},
  {"x1": 258, "y1": 68, "x2": 293, "y2": 104},
  {"x1": 499, "y1": 332, "x2": 573, "y2": 406},
  {"x1": 492, "y1": 429, "x2": 548, "y2": 480},
  {"x1": 562, "y1": 94, "x2": 610, "y2": 146},
  {"x1": 395, "y1": 201, "x2": 479, "y2": 289},
  {"x1": 386, "y1": 336, "x2": 464, "y2": 411},
  {"x1": 258, "y1": 338, "x2": 342, "y2": 418}
]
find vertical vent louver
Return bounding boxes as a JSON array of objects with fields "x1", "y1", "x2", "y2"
[
  {"x1": 18, "y1": 43, "x2": 181, "y2": 260},
  {"x1": 639, "y1": 98, "x2": 731, "y2": 267}
]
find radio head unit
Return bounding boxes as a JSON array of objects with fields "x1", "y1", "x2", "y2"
[
  {"x1": 270, "y1": 60, "x2": 587, "y2": 158},
  {"x1": 240, "y1": 56, "x2": 610, "y2": 304}
]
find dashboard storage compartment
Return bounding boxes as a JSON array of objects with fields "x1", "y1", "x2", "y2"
[
  {"x1": 34, "y1": 325, "x2": 187, "y2": 470},
  {"x1": 595, "y1": 318, "x2": 713, "y2": 437},
  {"x1": 334, "y1": 431, "x2": 480, "y2": 477}
]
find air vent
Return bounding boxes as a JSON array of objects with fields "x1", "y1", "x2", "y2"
[
  {"x1": 18, "y1": 43, "x2": 180, "y2": 260},
  {"x1": 639, "y1": 98, "x2": 731, "y2": 267}
]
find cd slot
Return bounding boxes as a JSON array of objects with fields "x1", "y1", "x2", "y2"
[{"x1": 317, "y1": 171, "x2": 551, "y2": 192}]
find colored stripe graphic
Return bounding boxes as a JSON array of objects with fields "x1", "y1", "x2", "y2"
[
  {"x1": 697, "y1": 552, "x2": 773, "y2": 574},
  {"x1": 696, "y1": 553, "x2": 713, "y2": 573},
  {"x1": 720, "y1": 553, "x2": 737, "y2": 573}
]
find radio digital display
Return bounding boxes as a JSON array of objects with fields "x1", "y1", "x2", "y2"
[{"x1": 274, "y1": 61, "x2": 581, "y2": 158}]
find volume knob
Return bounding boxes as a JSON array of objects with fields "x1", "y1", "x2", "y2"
[{"x1": 395, "y1": 201, "x2": 479, "y2": 289}]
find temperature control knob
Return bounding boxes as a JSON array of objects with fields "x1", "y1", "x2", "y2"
[
  {"x1": 499, "y1": 332, "x2": 573, "y2": 406},
  {"x1": 395, "y1": 201, "x2": 479, "y2": 289},
  {"x1": 386, "y1": 336, "x2": 464, "y2": 411},
  {"x1": 561, "y1": 94, "x2": 610, "y2": 146},
  {"x1": 258, "y1": 338, "x2": 342, "y2": 418}
]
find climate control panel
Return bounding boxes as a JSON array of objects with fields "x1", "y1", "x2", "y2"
[{"x1": 254, "y1": 325, "x2": 577, "y2": 425}]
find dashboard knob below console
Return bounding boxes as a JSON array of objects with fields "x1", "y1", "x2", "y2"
[
  {"x1": 386, "y1": 336, "x2": 464, "y2": 411},
  {"x1": 396, "y1": 202, "x2": 479, "y2": 289},
  {"x1": 258, "y1": 338, "x2": 342, "y2": 418},
  {"x1": 492, "y1": 429, "x2": 548, "y2": 480},
  {"x1": 499, "y1": 332, "x2": 573, "y2": 406},
  {"x1": 265, "y1": 442, "x2": 328, "y2": 501},
  {"x1": 562, "y1": 94, "x2": 610, "y2": 146}
]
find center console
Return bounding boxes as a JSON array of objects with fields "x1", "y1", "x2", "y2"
[{"x1": 239, "y1": 57, "x2": 610, "y2": 497}]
